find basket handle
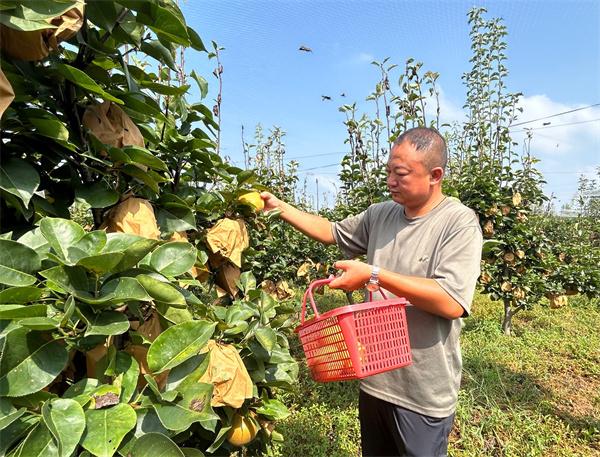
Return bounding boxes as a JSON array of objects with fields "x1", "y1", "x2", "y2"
[
  {"x1": 300, "y1": 276, "x2": 390, "y2": 325},
  {"x1": 300, "y1": 276, "x2": 335, "y2": 325},
  {"x1": 369, "y1": 289, "x2": 388, "y2": 301}
]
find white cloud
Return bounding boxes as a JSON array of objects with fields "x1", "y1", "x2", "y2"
[
  {"x1": 421, "y1": 92, "x2": 599, "y2": 207},
  {"x1": 354, "y1": 52, "x2": 374, "y2": 64},
  {"x1": 423, "y1": 84, "x2": 465, "y2": 125},
  {"x1": 511, "y1": 95, "x2": 600, "y2": 156},
  {"x1": 510, "y1": 95, "x2": 600, "y2": 206}
]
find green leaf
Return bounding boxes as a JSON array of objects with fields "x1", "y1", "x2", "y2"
[
  {"x1": 54, "y1": 64, "x2": 123, "y2": 104},
  {"x1": 121, "y1": 164, "x2": 159, "y2": 193},
  {"x1": 255, "y1": 398, "x2": 290, "y2": 421},
  {"x1": 102, "y1": 234, "x2": 159, "y2": 272},
  {"x1": 97, "y1": 277, "x2": 152, "y2": 305},
  {"x1": 41, "y1": 398, "x2": 85, "y2": 457},
  {"x1": 164, "y1": 354, "x2": 208, "y2": 392},
  {"x1": 205, "y1": 424, "x2": 231, "y2": 453},
  {"x1": 130, "y1": 433, "x2": 184, "y2": 457},
  {"x1": 137, "y1": 274, "x2": 186, "y2": 306},
  {"x1": 39, "y1": 217, "x2": 85, "y2": 262},
  {"x1": 63, "y1": 378, "x2": 99, "y2": 403},
  {"x1": 0, "y1": 266, "x2": 36, "y2": 287},
  {"x1": 255, "y1": 326, "x2": 277, "y2": 354},
  {"x1": 0, "y1": 158, "x2": 40, "y2": 208},
  {"x1": 119, "y1": 408, "x2": 171, "y2": 455},
  {"x1": 0, "y1": 304, "x2": 47, "y2": 319},
  {"x1": 482, "y1": 239, "x2": 505, "y2": 255},
  {"x1": 12, "y1": 390, "x2": 57, "y2": 409},
  {"x1": 17, "y1": 228, "x2": 50, "y2": 259},
  {"x1": 140, "y1": 40, "x2": 177, "y2": 71},
  {"x1": 11, "y1": 422, "x2": 58, "y2": 457},
  {"x1": 0, "y1": 328, "x2": 68, "y2": 397},
  {"x1": 153, "y1": 383, "x2": 217, "y2": 432},
  {"x1": 123, "y1": 146, "x2": 169, "y2": 171},
  {"x1": 0, "y1": 399, "x2": 26, "y2": 430},
  {"x1": 39, "y1": 265, "x2": 91, "y2": 298},
  {"x1": 0, "y1": 240, "x2": 41, "y2": 287},
  {"x1": 0, "y1": 14, "x2": 55, "y2": 31},
  {"x1": 81, "y1": 403, "x2": 137, "y2": 457},
  {"x1": 0, "y1": 286, "x2": 43, "y2": 304},
  {"x1": 182, "y1": 448, "x2": 205, "y2": 457},
  {"x1": 114, "y1": 351, "x2": 139, "y2": 403},
  {"x1": 86, "y1": 0, "x2": 124, "y2": 32},
  {"x1": 155, "y1": 301, "x2": 193, "y2": 325},
  {"x1": 157, "y1": 204, "x2": 196, "y2": 232},
  {"x1": 118, "y1": 93, "x2": 167, "y2": 122},
  {"x1": 150, "y1": 242, "x2": 197, "y2": 277},
  {"x1": 140, "y1": 82, "x2": 190, "y2": 96},
  {"x1": 29, "y1": 117, "x2": 69, "y2": 141},
  {"x1": 17, "y1": 1, "x2": 77, "y2": 21},
  {"x1": 147, "y1": 320, "x2": 216, "y2": 374},
  {"x1": 17, "y1": 317, "x2": 60, "y2": 331},
  {"x1": 103, "y1": 233, "x2": 144, "y2": 252},
  {"x1": 187, "y1": 26, "x2": 206, "y2": 52},
  {"x1": 135, "y1": 3, "x2": 191, "y2": 46},
  {"x1": 73, "y1": 231, "x2": 107, "y2": 256},
  {"x1": 190, "y1": 71, "x2": 208, "y2": 99},
  {"x1": 238, "y1": 271, "x2": 256, "y2": 294},
  {"x1": 77, "y1": 253, "x2": 125, "y2": 275},
  {"x1": 0, "y1": 414, "x2": 39, "y2": 456},
  {"x1": 75, "y1": 183, "x2": 119, "y2": 208},
  {"x1": 82, "y1": 309, "x2": 130, "y2": 336}
]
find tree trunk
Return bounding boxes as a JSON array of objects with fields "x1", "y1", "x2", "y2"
[{"x1": 502, "y1": 299, "x2": 513, "y2": 335}]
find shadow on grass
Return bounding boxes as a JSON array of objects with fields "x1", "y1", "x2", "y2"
[{"x1": 460, "y1": 354, "x2": 600, "y2": 450}]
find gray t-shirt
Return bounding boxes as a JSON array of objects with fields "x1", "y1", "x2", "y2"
[{"x1": 332, "y1": 197, "x2": 482, "y2": 418}]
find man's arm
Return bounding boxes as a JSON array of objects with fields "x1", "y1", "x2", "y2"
[
  {"x1": 261, "y1": 191, "x2": 335, "y2": 245},
  {"x1": 329, "y1": 260, "x2": 465, "y2": 319}
]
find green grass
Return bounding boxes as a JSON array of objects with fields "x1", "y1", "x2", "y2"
[{"x1": 269, "y1": 291, "x2": 600, "y2": 457}]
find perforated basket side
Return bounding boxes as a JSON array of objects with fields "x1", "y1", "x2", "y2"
[
  {"x1": 297, "y1": 314, "x2": 358, "y2": 382},
  {"x1": 353, "y1": 304, "x2": 412, "y2": 377}
]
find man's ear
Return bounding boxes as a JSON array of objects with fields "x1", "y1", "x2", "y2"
[{"x1": 430, "y1": 167, "x2": 444, "y2": 184}]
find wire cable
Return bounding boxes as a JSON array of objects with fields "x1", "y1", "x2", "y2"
[
  {"x1": 510, "y1": 103, "x2": 600, "y2": 127},
  {"x1": 510, "y1": 117, "x2": 600, "y2": 133}
]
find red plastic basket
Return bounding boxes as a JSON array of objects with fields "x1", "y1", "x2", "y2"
[{"x1": 295, "y1": 276, "x2": 412, "y2": 383}]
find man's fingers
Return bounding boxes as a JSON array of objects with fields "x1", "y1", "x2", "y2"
[
  {"x1": 334, "y1": 260, "x2": 350, "y2": 270},
  {"x1": 328, "y1": 276, "x2": 344, "y2": 289}
]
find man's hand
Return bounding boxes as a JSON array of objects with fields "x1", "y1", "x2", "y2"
[
  {"x1": 329, "y1": 260, "x2": 371, "y2": 291},
  {"x1": 260, "y1": 191, "x2": 283, "y2": 212}
]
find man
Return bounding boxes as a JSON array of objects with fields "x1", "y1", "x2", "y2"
[{"x1": 261, "y1": 127, "x2": 482, "y2": 457}]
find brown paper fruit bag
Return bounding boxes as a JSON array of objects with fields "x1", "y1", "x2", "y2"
[
  {"x1": 101, "y1": 197, "x2": 160, "y2": 240},
  {"x1": 82, "y1": 101, "x2": 144, "y2": 150},
  {"x1": 0, "y1": 2, "x2": 84, "y2": 61},
  {"x1": 0, "y1": 68, "x2": 14, "y2": 117},
  {"x1": 199, "y1": 340, "x2": 253, "y2": 408}
]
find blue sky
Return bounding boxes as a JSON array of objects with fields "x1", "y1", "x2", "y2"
[{"x1": 180, "y1": 0, "x2": 600, "y2": 209}]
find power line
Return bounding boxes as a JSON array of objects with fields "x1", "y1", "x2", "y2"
[
  {"x1": 298, "y1": 162, "x2": 340, "y2": 172},
  {"x1": 510, "y1": 117, "x2": 600, "y2": 133},
  {"x1": 510, "y1": 103, "x2": 600, "y2": 127},
  {"x1": 287, "y1": 151, "x2": 348, "y2": 160}
]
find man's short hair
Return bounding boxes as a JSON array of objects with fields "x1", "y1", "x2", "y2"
[{"x1": 393, "y1": 127, "x2": 447, "y2": 170}]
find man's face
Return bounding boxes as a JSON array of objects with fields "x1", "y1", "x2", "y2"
[{"x1": 386, "y1": 141, "x2": 434, "y2": 207}]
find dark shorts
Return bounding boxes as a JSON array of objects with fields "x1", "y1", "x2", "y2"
[{"x1": 359, "y1": 390, "x2": 455, "y2": 457}]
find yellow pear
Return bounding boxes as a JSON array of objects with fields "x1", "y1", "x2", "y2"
[{"x1": 238, "y1": 191, "x2": 264, "y2": 212}]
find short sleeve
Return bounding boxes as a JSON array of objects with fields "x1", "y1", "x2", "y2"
[
  {"x1": 432, "y1": 224, "x2": 483, "y2": 316},
  {"x1": 331, "y1": 208, "x2": 370, "y2": 259}
]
